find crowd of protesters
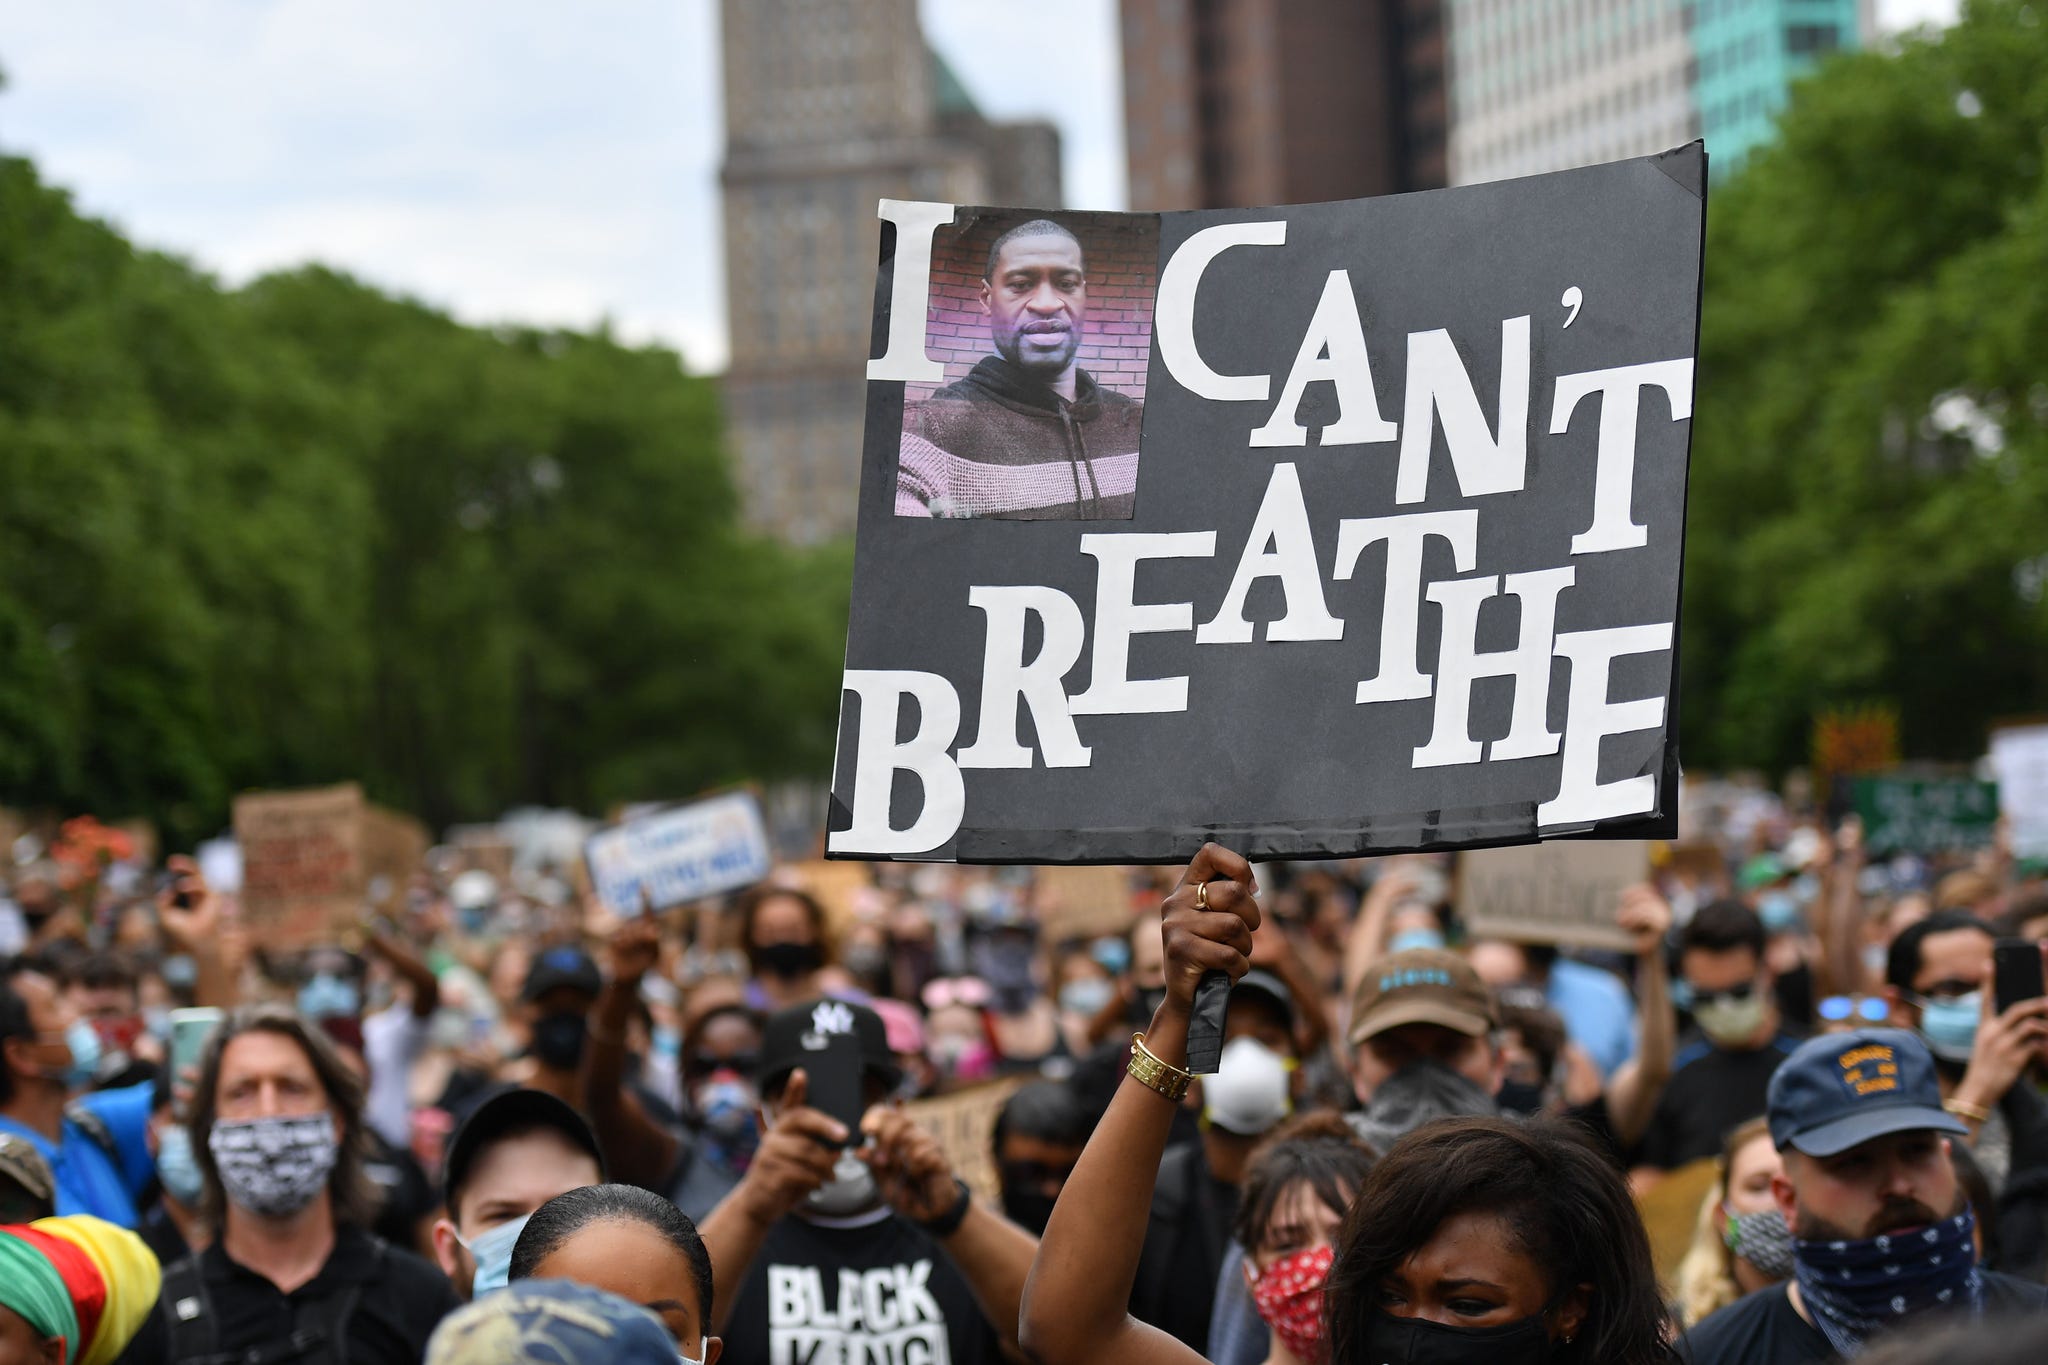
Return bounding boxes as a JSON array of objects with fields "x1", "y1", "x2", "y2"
[{"x1": 0, "y1": 794, "x2": 2046, "y2": 1363}]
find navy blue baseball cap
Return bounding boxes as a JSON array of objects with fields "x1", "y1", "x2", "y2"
[{"x1": 1767, "y1": 1027, "x2": 1968, "y2": 1157}]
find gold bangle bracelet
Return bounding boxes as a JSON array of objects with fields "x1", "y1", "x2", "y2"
[
  {"x1": 1127, "y1": 1032, "x2": 1193, "y2": 1103},
  {"x1": 1945, "y1": 1097, "x2": 1992, "y2": 1124}
]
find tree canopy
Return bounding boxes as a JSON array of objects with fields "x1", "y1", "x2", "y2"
[
  {"x1": 0, "y1": 156, "x2": 849, "y2": 841},
  {"x1": 1682, "y1": 0, "x2": 2048, "y2": 772}
]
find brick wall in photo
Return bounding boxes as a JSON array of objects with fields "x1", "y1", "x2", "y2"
[{"x1": 907, "y1": 211, "x2": 1159, "y2": 409}]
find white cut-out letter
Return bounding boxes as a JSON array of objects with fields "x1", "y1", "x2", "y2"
[
  {"x1": 1156, "y1": 221, "x2": 1287, "y2": 402},
  {"x1": 1395, "y1": 315, "x2": 1532, "y2": 504},
  {"x1": 957, "y1": 586, "x2": 1092, "y2": 770},
  {"x1": 829, "y1": 670, "x2": 965, "y2": 855},
  {"x1": 1072, "y1": 532, "x2": 1217, "y2": 715},
  {"x1": 1332, "y1": 509, "x2": 1479, "y2": 703},
  {"x1": 1537, "y1": 624, "x2": 1675, "y2": 827},
  {"x1": 1412, "y1": 566, "x2": 1576, "y2": 768},
  {"x1": 1196, "y1": 464, "x2": 1343, "y2": 645},
  {"x1": 866, "y1": 200, "x2": 954, "y2": 383},
  {"x1": 1249, "y1": 270, "x2": 1398, "y2": 449},
  {"x1": 1549, "y1": 359, "x2": 1695, "y2": 555}
]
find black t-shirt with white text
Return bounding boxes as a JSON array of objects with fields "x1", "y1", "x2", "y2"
[
  {"x1": 1682, "y1": 1272, "x2": 2048, "y2": 1365},
  {"x1": 1635, "y1": 1033, "x2": 1801, "y2": 1171},
  {"x1": 721, "y1": 1208, "x2": 1000, "y2": 1365}
]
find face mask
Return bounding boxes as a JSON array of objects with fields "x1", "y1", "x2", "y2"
[
  {"x1": 1757, "y1": 891, "x2": 1803, "y2": 934},
  {"x1": 754, "y1": 941, "x2": 823, "y2": 980},
  {"x1": 457, "y1": 1211, "x2": 530, "y2": 1297},
  {"x1": 297, "y1": 973, "x2": 361, "y2": 1021},
  {"x1": 841, "y1": 943, "x2": 888, "y2": 980},
  {"x1": 680, "y1": 1336, "x2": 709, "y2": 1365},
  {"x1": 1248, "y1": 1243, "x2": 1333, "y2": 1365},
  {"x1": 806, "y1": 1149, "x2": 879, "y2": 1217},
  {"x1": 1390, "y1": 927, "x2": 1448, "y2": 954},
  {"x1": 1723, "y1": 1206, "x2": 1795, "y2": 1280},
  {"x1": 692, "y1": 1073, "x2": 762, "y2": 1170},
  {"x1": 1136, "y1": 986, "x2": 1169, "y2": 1022},
  {"x1": 1358, "y1": 1307, "x2": 1557, "y2": 1365},
  {"x1": 1793, "y1": 1207, "x2": 1982, "y2": 1358},
  {"x1": 156, "y1": 1124, "x2": 206, "y2": 1207},
  {"x1": 530, "y1": 1013, "x2": 588, "y2": 1070},
  {"x1": 56, "y1": 1018, "x2": 102, "y2": 1088},
  {"x1": 1693, "y1": 989, "x2": 1768, "y2": 1046},
  {"x1": 208, "y1": 1113, "x2": 339, "y2": 1218},
  {"x1": 1059, "y1": 978, "x2": 1115, "y2": 1019},
  {"x1": 1000, "y1": 1182, "x2": 1059, "y2": 1237},
  {"x1": 1496, "y1": 1079, "x2": 1548, "y2": 1115},
  {"x1": 1203, "y1": 1036, "x2": 1294, "y2": 1136},
  {"x1": 1918, "y1": 993, "x2": 1980, "y2": 1063},
  {"x1": 143, "y1": 1006, "x2": 173, "y2": 1044}
]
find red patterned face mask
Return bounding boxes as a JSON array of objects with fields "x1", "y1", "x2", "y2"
[{"x1": 1247, "y1": 1242, "x2": 1335, "y2": 1365}]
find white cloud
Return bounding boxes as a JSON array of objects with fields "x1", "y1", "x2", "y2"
[{"x1": 0, "y1": 0, "x2": 1116, "y2": 373}]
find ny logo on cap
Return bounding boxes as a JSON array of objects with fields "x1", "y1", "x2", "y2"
[{"x1": 802, "y1": 1000, "x2": 856, "y2": 1050}]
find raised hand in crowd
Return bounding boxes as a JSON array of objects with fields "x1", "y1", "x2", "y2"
[
  {"x1": 1946, "y1": 956, "x2": 2048, "y2": 1140},
  {"x1": 156, "y1": 852, "x2": 238, "y2": 1009},
  {"x1": 1021, "y1": 842, "x2": 1258, "y2": 1365},
  {"x1": 1603, "y1": 882, "x2": 1676, "y2": 1148},
  {"x1": 580, "y1": 915, "x2": 684, "y2": 1189}
]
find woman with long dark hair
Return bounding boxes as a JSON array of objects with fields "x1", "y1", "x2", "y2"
[{"x1": 1021, "y1": 842, "x2": 1672, "y2": 1365}]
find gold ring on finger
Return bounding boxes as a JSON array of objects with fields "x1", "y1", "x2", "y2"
[{"x1": 1195, "y1": 880, "x2": 1209, "y2": 910}]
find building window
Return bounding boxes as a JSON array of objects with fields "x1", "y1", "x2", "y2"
[{"x1": 1786, "y1": 23, "x2": 1840, "y2": 55}]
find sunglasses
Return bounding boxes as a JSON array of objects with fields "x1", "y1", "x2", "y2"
[
  {"x1": 1690, "y1": 980, "x2": 1758, "y2": 1008},
  {"x1": 1818, "y1": 995, "x2": 1890, "y2": 1023}
]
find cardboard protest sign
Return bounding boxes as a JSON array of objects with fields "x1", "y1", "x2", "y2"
[
  {"x1": 1455, "y1": 839, "x2": 1650, "y2": 950},
  {"x1": 1033, "y1": 864, "x2": 1138, "y2": 942},
  {"x1": 232, "y1": 783, "x2": 366, "y2": 951},
  {"x1": 900, "y1": 1078, "x2": 1026, "y2": 1207},
  {"x1": 831, "y1": 147, "x2": 1705, "y2": 864},
  {"x1": 585, "y1": 792, "x2": 772, "y2": 915},
  {"x1": 1848, "y1": 776, "x2": 1999, "y2": 856},
  {"x1": 1992, "y1": 724, "x2": 2048, "y2": 860},
  {"x1": 361, "y1": 805, "x2": 431, "y2": 909}
]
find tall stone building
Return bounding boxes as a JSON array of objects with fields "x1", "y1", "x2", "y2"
[
  {"x1": 1119, "y1": 0, "x2": 1447, "y2": 211},
  {"x1": 720, "y1": 1, "x2": 1061, "y2": 542}
]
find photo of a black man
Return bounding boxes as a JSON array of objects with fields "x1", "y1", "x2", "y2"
[{"x1": 897, "y1": 214, "x2": 1153, "y2": 520}]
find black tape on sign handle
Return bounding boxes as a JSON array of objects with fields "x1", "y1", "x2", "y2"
[{"x1": 1185, "y1": 971, "x2": 1231, "y2": 1075}]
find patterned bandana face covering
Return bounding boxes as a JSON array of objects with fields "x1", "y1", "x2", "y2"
[
  {"x1": 1724, "y1": 1206, "x2": 1797, "y2": 1280},
  {"x1": 1247, "y1": 1243, "x2": 1334, "y2": 1365},
  {"x1": 1792, "y1": 1207, "x2": 1983, "y2": 1358},
  {"x1": 208, "y1": 1114, "x2": 339, "y2": 1218}
]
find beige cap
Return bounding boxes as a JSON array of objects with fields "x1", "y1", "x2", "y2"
[{"x1": 1349, "y1": 948, "x2": 1497, "y2": 1045}]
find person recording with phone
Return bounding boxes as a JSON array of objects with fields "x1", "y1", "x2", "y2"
[
  {"x1": 696, "y1": 997, "x2": 1037, "y2": 1365},
  {"x1": 1881, "y1": 912, "x2": 2048, "y2": 1278}
]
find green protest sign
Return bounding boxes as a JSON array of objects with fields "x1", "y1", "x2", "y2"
[{"x1": 1849, "y1": 777, "x2": 1999, "y2": 855}]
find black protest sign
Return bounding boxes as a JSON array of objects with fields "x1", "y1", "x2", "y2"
[{"x1": 832, "y1": 147, "x2": 1705, "y2": 864}]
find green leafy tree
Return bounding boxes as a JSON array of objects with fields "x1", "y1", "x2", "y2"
[{"x1": 1683, "y1": 0, "x2": 2048, "y2": 772}]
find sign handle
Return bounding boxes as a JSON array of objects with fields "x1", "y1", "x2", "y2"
[{"x1": 1185, "y1": 970, "x2": 1230, "y2": 1075}]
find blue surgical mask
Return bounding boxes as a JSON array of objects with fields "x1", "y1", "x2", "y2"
[
  {"x1": 60, "y1": 1018, "x2": 102, "y2": 1087},
  {"x1": 1757, "y1": 890, "x2": 1803, "y2": 933},
  {"x1": 1918, "y1": 992, "x2": 1981, "y2": 1063},
  {"x1": 1389, "y1": 927, "x2": 1447, "y2": 954},
  {"x1": 457, "y1": 1211, "x2": 531, "y2": 1297},
  {"x1": 298, "y1": 973, "x2": 361, "y2": 1020},
  {"x1": 1058, "y1": 978, "x2": 1115, "y2": 1019},
  {"x1": 156, "y1": 1123, "x2": 205, "y2": 1206}
]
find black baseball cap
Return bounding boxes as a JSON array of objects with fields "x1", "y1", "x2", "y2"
[
  {"x1": 1230, "y1": 969, "x2": 1298, "y2": 1033},
  {"x1": 443, "y1": 1087, "x2": 605, "y2": 1214},
  {"x1": 757, "y1": 998, "x2": 901, "y2": 1092},
  {"x1": 522, "y1": 945, "x2": 601, "y2": 1003},
  {"x1": 1767, "y1": 1027, "x2": 1968, "y2": 1158}
]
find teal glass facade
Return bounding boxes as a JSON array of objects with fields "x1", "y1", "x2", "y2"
[{"x1": 1690, "y1": 0, "x2": 1864, "y2": 176}]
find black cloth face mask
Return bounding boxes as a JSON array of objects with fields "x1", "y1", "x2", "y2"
[
  {"x1": 754, "y1": 941, "x2": 824, "y2": 979},
  {"x1": 530, "y1": 1012, "x2": 588, "y2": 1069},
  {"x1": 1357, "y1": 1307, "x2": 1557, "y2": 1365}
]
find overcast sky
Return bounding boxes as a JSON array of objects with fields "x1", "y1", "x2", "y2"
[{"x1": 0, "y1": 0, "x2": 1949, "y2": 374}]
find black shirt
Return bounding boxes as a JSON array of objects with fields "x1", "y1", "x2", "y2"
[
  {"x1": 721, "y1": 1209, "x2": 1001, "y2": 1365},
  {"x1": 1635, "y1": 1033, "x2": 1801, "y2": 1170},
  {"x1": 160, "y1": 1225, "x2": 459, "y2": 1364},
  {"x1": 1682, "y1": 1272, "x2": 2048, "y2": 1364},
  {"x1": 1130, "y1": 1142, "x2": 1239, "y2": 1356}
]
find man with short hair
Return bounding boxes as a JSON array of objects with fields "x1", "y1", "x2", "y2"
[
  {"x1": 432, "y1": 1087, "x2": 604, "y2": 1300},
  {"x1": 700, "y1": 998, "x2": 1038, "y2": 1365},
  {"x1": 1684, "y1": 1028, "x2": 2047, "y2": 1363},
  {"x1": 0, "y1": 961, "x2": 154, "y2": 1224},
  {"x1": 1632, "y1": 900, "x2": 1801, "y2": 1186},
  {"x1": 157, "y1": 1004, "x2": 458, "y2": 1362},
  {"x1": 898, "y1": 217, "x2": 1143, "y2": 520},
  {"x1": 1883, "y1": 911, "x2": 2048, "y2": 1278}
]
